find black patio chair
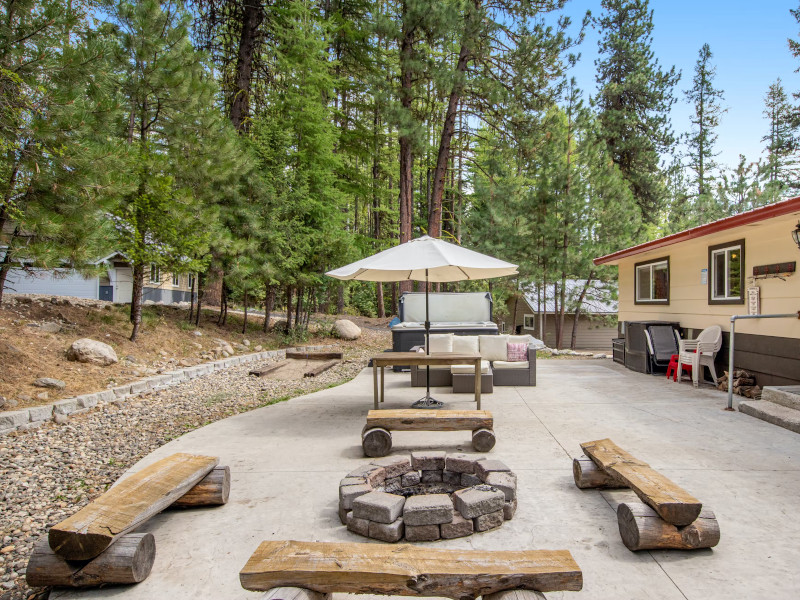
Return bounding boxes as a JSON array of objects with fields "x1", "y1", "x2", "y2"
[{"x1": 645, "y1": 325, "x2": 680, "y2": 374}]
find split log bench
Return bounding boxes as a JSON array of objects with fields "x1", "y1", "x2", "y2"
[
  {"x1": 362, "y1": 409, "x2": 496, "y2": 457},
  {"x1": 28, "y1": 453, "x2": 230, "y2": 589},
  {"x1": 573, "y1": 438, "x2": 720, "y2": 551},
  {"x1": 240, "y1": 540, "x2": 582, "y2": 598}
]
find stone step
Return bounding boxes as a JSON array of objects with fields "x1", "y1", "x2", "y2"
[
  {"x1": 761, "y1": 386, "x2": 800, "y2": 410},
  {"x1": 739, "y1": 400, "x2": 800, "y2": 434}
]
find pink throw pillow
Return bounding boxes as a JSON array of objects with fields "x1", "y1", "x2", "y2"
[{"x1": 506, "y1": 342, "x2": 527, "y2": 362}]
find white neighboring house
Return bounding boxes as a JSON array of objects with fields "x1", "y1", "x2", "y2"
[{"x1": 3, "y1": 251, "x2": 194, "y2": 304}]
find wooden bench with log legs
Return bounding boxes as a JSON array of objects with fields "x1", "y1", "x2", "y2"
[
  {"x1": 362, "y1": 409, "x2": 496, "y2": 457},
  {"x1": 240, "y1": 540, "x2": 583, "y2": 599},
  {"x1": 573, "y1": 438, "x2": 720, "y2": 551},
  {"x1": 27, "y1": 453, "x2": 230, "y2": 589}
]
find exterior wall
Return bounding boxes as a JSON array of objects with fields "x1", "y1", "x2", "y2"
[
  {"x1": 614, "y1": 215, "x2": 800, "y2": 340},
  {"x1": 5, "y1": 268, "x2": 98, "y2": 299},
  {"x1": 613, "y1": 213, "x2": 800, "y2": 385},
  {"x1": 143, "y1": 268, "x2": 194, "y2": 304},
  {"x1": 504, "y1": 297, "x2": 616, "y2": 350}
]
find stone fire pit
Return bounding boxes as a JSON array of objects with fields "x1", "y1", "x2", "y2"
[{"x1": 338, "y1": 452, "x2": 517, "y2": 542}]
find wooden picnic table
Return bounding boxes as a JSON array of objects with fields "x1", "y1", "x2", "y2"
[{"x1": 370, "y1": 352, "x2": 483, "y2": 409}]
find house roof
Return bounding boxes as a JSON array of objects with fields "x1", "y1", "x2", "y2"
[
  {"x1": 593, "y1": 196, "x2": 800, "y2": 266},
  {"x1": 522, "y1": 280, "x2": 618, "y2": 314}
]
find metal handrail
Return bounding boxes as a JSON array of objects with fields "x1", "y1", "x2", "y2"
[{"x1": 727, "y1": 312, "x2": 800, "y2": 409}]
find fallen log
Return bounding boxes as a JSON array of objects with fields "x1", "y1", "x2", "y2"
[
  {"x1": 172, "y1": 465, "x2": 230, "y2": 507},
  {"x1": 239, "y1": 540, "x2": 582, "y2": 597},
  {"x1": 572, "y1": 457, "x2": 626, "y2": 490},
  {"x1": 581, "y1": 438, "x2": 701, "y2": 526},
  {"x1": 304, "y1": 360, "x2": 339, "y2": 378},
  {"x1": 617, "y1": 502, "x2": 720, "y2": 551},
  {"x1": 27, "y1": 533, "x2": 155, "y2": 587},
  {"x1": 250, "y1": 362, "x2": 289, "y2": 377},
  {"x1": 49, "y1": 453, "x2": 218, "y2": 560},
  {"x1": 471, "y1": 428, "x2": 496, "y2": 452},
  {"x1": 362, "y1": 427, "x2": 392, "y2": 458},
  {"x1": 286, "y1": 351, "x2": 343, "y2": 360}
]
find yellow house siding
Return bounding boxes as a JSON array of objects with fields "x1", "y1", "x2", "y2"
[{"x1": 616, "y1": 214, "x2": 800, "y2": 339}]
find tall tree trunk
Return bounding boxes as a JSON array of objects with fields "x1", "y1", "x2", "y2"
[
  {"x1": 398, "y1": 4, "x2": 414, "y2": 293},
  {"x1": 263, "y1": 283, "x2": 275, "y2": 333},
  {"x1": 376, "y1": 282, "x2": 385, "y2": 318},
  {"x1": 391, "y1": 282, "x2": 398, "y2": 316},
  {"x1": 295, "y1": 285, "x2": 303, "y2": 330},
  {"x1": 188, "y1": 275, "x2": 195, "y2": 323},
  {"x1": 242, "y1": 288, "x2": 248, "y2": 334},
  {"x1": 570, "y1": 274, "x2": 593, "y2": 351},
  {"x1": 429, "y1": 16, "x2": 474, "y2": 238},
  {"x1": 285, "y1": 286, "x2": 293, "y2": 332},
  {"x1": 0, "y1": 243, "x2": 12, "y2": 305},
  {"x1": 194, "y1": 272, "x2": 205, "y2": 327},
  {"x1": 229, "y1": 2, "x2": 265, "y2": 132},
  {"x1": 336, "y1": 284, "x2": 345, "y2": 314},
  {"x1": 129, "y1": 262, "x2": 145, "y2": 342}
]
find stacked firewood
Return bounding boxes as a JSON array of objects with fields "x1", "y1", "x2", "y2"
[{"x1": 716, "y1": 370, "x2": 761, "y2": 398}]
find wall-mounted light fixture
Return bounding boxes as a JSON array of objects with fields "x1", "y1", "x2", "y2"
[{"x1": 793, "y1": 221, "x2": 800, "y2": 250}]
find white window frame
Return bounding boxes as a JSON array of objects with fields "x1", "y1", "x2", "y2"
[
  {"x1": 172, "y1": 273, "x2": 180, "y2": 287},
  {"x1": 523, "y1": 314, "x2": 536, "y2": 331},
  {"x1": 710, "y1": 244, "x2": 742, "y2": 301},
  {"x1": 634, "y1": 258, "x2": 669, "y2": 304},
  {"x1": 188, "y1": 273, "x2": 196, "y2": 290},
  {"x1": 150, "y1": 264, "x2": 160, "y2": 284}
]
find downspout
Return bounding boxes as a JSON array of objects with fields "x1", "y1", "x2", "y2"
[{"x1": 727, "y1": 312, "x2": 800, "y2": 410}]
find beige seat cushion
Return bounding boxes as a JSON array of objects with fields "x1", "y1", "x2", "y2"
[
  {"x1": 479, "y1": 335, "x2": 509, "y2": 361},
  {"x1": 427, "y1": 333, "x2": 454, "y2": 353},
  {"x1": 507, "y1": 335, "x2": 533, "y2": 346},
  {"x1": 492, "y1": 360, "x2": 529, "y2": 370},
  {"x1": 453, "y1": 335, "x2": 479, "y2": 354},
  {"x1": 451, "y1": 360, "x2": 491, "y2": 374}
]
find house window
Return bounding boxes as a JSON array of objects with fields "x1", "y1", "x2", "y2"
[
  {"x1": 172, "y1": 273, "x2": 180, "y2": 287},
  {"x1": 523, "y1": 314, "x2": 536, "y2": 331},
  {"x1": 709, "y1": 240, "x2": 744, "y2": 304},
  {"x1": 188, "y1": 273, "x2": 195, "y2": 290},
  {"x1": 150, "y1": 264, "x2": 160, "y2": 283},
  {"x1": 634, "y1": 257, "x2": 669, "y2": 304}
]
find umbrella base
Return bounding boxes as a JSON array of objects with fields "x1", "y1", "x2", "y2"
[{"x1": 411, "y1": 395, "x2": 444, "y2": 409}]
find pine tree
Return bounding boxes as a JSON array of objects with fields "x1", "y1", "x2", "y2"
[
  {"x1": 0, "y1": 0, "x2": 117, "y2": 302},
  {"x1": 108, "y1": 0, "x2": 246, "y2": 341},
  {"x1": 593, "y1": 0, "x2": 679, "y2": 224},
  {"x1": 684, "y1": 44, "x2": 725, "y2": 204},
  {"x1": 761, "y1": 79, "x2": 798, "y2": 202},
  {"x1": 720, "y1": 155, "x2": 761, "y2": 214}
]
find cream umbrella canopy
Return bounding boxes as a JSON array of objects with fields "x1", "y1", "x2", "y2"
[{"x1": 326, "y1": 235, "x2": 518, "y2": 407}]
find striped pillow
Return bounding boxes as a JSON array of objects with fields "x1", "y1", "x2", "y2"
[{"x1": 506, "y1": 342, "x2": 528, "y2": 362}]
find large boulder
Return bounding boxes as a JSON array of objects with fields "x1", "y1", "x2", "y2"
[
  {"x1": 334, "y1": 319, "x2": 361, "y2": 340},
  {"x1": 67, "y1": 338, "x2": 119, "y2": 366}
]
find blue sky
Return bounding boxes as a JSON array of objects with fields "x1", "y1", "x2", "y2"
[{"x1": 560, "y1": 0, "x2": 799, "y2": 171}]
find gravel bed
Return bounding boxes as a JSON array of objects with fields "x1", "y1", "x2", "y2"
[{"x1": 0, "y1": 340, "x2": 384, "y2": 600}]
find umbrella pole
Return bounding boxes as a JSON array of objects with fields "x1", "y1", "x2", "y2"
[{"x1": 411, "y1": 270, "x2": 442, "y2": 409}]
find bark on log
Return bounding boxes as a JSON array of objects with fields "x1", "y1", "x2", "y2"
[
  {"x1": 572, "y1": 457, "x2": 626, "y2": 490},
  {"x1": 49, "y1": 453, "x2": 218, "y2": 560},
  {"x1": 304, "y1": 360, "x2": 339, "y2": 377},
  {"x1": 362, "y1": 428, "x2": 393, "y2": 458},
  {"x1": 617, "y1": 502, "x2": 720, "y2": 551},
  {"x1": 261, "y1": 587, "x2": 330, "y2": 600},
  {"x1": 250, "y1": 362, "x2": 288, "y2": 377},
  {"x1": 172, "y1": 466, "x2": 230, "y2": 507},
  {"x1": 239, "y1": 540, "x2": 582, "y2": 596},
  {"x1": 471, "y1": 428, "x2": 496, "y2": 452},
  {"x1": 366, "y1": 409, "x2": 493, "y2": 432},
  {"x1": 27, "y1": 533, "x2": 155, "y2": 587},
  {"x1": 581, "y1": 438, "x2": 701, "y2": 526},
  {"x1": 286, "y1": 351, "x2": 343, "y2": 360}
]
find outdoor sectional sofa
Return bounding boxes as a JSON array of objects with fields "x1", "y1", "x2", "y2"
[{"x1": 410, "y1": 333, "x2": 538, "y2": 393}]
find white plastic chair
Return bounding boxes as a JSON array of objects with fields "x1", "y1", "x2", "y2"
[{"x1": 677, "y1": 325, "x2": 723, "y2": 388}]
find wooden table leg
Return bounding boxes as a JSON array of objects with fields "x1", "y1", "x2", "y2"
[
  {"x1": 475, "y1": 358, "x2": 481, "y2": 410},
  {"x1": 373, "y1": 362, "x2": 379, "y2": 410},
  {"x1": 380, "y1": 366, "x2": 385, "y2": 403}
]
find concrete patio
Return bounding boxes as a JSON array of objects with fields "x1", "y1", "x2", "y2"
[{"x1": 56, "y1": 359, "x2": 800, "y2": 600}]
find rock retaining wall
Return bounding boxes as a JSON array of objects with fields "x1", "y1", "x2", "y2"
[{"x1": 0, "y1": 346, "x2": 331, "y2": 436}]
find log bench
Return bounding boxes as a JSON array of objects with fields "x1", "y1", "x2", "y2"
[
  {"x1": 30, "y1": 454, "x2": 230, "y2": 589},
  {"x1": 239, "y1": 540, "x2": 582, "y2": 598},
  {"x1": 573, "y1": 438, "x2": 720, "y2": 551},
  {"x1": 362, "y1": 409, "x2": 495, "y2": 457}
]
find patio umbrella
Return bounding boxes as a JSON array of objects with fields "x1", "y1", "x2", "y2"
[{"x1": 326, "y1": 235, "x2": 518, "y2": 408}]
